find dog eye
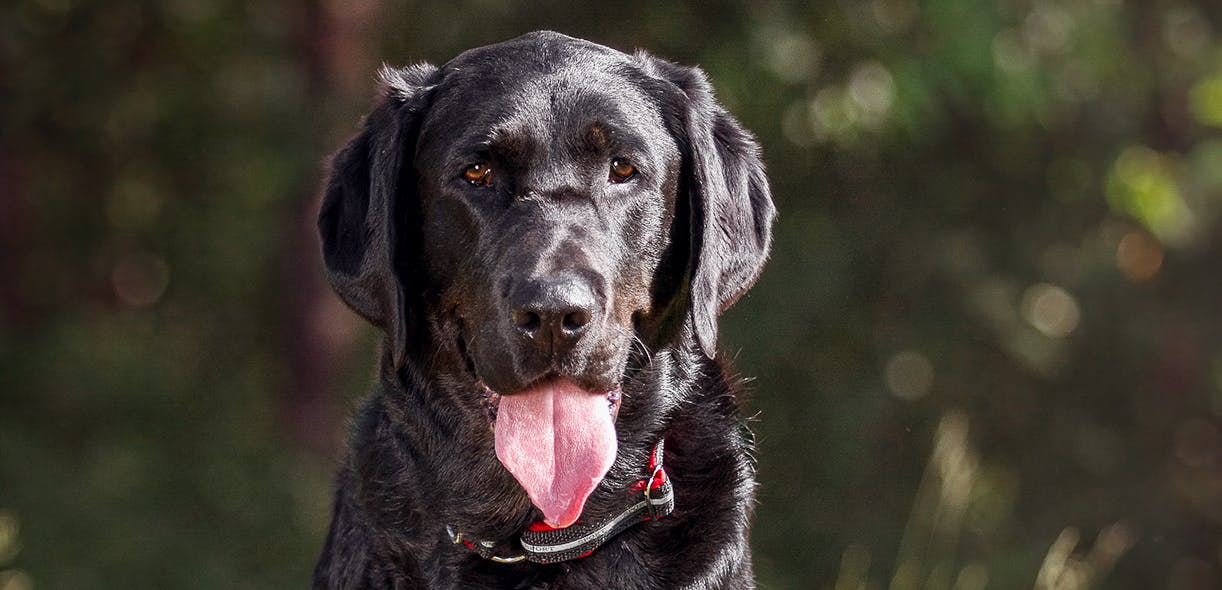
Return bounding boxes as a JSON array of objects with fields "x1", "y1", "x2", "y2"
[
  {"x1": 609, "y1": 159, "x2": 636, "y2": 183},
  {"x1": 463, "y1": 163, "x2": 493, "y2": 187}
]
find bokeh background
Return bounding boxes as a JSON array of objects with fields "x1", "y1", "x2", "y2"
[{"x1": 3, "y1": 0, "x2": 1222, "y2": 588}]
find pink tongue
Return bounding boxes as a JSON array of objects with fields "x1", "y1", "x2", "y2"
[{"x1": 494, "y1": 379, "x2": 617, "y2": 528}]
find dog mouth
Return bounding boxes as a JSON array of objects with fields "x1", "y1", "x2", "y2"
[
  {"x1": 478, "y1": 379, "x2": 623, "y2": 529},
  {"x1": 457, "y1": 322, "x2": 629, "y2": 528},
  {"x1": 480, "y1": 384, "x2": 622, "y2": 425}
]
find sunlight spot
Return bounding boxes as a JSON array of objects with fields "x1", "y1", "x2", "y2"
[
  {"x1": 833, "y1": 543, "x2": 871, "y2": 590},
  {"x1": 1094, "y1": 522, "x2": 1138, "y2": 569},
  {"x1": 933, "y1": 412, "x2": 976, "y2": 513},
  {"x1": 0, "y1": 511, "x2": 19, "y2": 565},
  {"x1": 764, "y1": 32, "x2": 819, "y2": 84},
  {"x1": 1106, "y1": 146, "x2": 1194, "y2": 243},
  {"x1": 1021, "y1": 283, "x2": 1080, "y2": 338},
  {"x1": 885, "y1": 350, "x2": 934, "y2": 400},
  {"x1": 810, "y1": 85, "x2": 856, "y2": 140},
  {"x1": 0, "y1": 570, "x2": 32, "y2": 590},
  {"x1": 1189, "y1": 77, "x2": 1222, "y2": 129},
  {"x1": 781, "y1": 100, "x2": 816, "y2": 147},
  {"x1": 1035, "y1": 528, "x2": 1083, "y2": 590},
  {"x1": 848, "y1": 61, "x2": 895, "y2": 127},
  {"x1": 993, "y1": 29, "x2": 1035, "y2": 75},
  {"x1": 1163, "y1": 7, "x2": 1212, "y2": 59},
  {"x1": 1024, "y1": 3, "x2": 1075, "y2": 56},
  {"x1": 955, "y1": 563, "x2": 990, "y2": 590},
  {"x1": 966, "y1": 465, "x2": 1019, "y2": 535},
  {"x1": 1115, "y1": 230, "x2": 1164, "y2": 282},
  {"x1": 111, "y1": 252, "x2": 170, "y2": 308},
  {"x1": 1036, "y1": 524, "x2": 1135, "y2": 590}
]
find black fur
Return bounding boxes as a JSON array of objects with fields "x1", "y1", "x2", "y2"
[{"x1": 315, "y1": 31, "x2": 775, "y2": 589}]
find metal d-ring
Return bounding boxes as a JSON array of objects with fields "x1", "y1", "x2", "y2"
[
  {"x1": 489, "y1": 553, "x2": 527, "y2": 564},
  {"x1": 480, "y1": 539, "x2": 525, "y2": 562},
  {"x1": 449, "y1": 525, "x2": 526, "y2": 563}
]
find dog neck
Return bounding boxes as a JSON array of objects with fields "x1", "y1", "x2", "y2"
[
  {"x1": 445, "y1": 437, "x2": 673, "y2": 564},
  {"x1": 335, "y1": 336, "x2": 751, "y2": 584}
]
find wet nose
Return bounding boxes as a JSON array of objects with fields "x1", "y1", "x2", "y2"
[{"x1": 509, "y1": 274, "x2": 598, "y2": 356}]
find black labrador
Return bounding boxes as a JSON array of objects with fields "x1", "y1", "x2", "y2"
[{"x1": 315, "y1": 31, "x2": 775, "y2": 589}]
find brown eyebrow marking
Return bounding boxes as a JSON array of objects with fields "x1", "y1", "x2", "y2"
[{"x1": 587, "y1": 124, "x2": 609, "y2": 149}]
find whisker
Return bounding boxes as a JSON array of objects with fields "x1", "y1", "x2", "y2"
[{"x1": 631, "y1": 333, "x2": 654, "y2": 366}]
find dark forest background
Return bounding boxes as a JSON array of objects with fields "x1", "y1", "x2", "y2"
[{"x1": 3, "y1": 1, "x2": 1222, "y2": 588}]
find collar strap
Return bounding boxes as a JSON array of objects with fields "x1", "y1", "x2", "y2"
[{"x1": 447, "y1": 438, "x2": 674, "y2": 565}]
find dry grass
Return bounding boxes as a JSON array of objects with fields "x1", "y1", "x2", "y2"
[{"x1": 829, "y1": 411, "x2": 1136, "y2": 590}]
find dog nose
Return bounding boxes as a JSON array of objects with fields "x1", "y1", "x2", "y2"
[{"x1": 510, "y1": 275, "x2": 597, "y2": 355}]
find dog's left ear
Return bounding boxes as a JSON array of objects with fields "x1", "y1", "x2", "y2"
[
  {"x1": 638, "y1": 54, "x2": 776, "y2": 358},
  {"x1": 318, "y1": 63, "x2": 439, "y2": 369}
]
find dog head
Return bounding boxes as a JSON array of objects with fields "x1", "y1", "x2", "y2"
[{"x1": 318, "y1": 31, "x2": 774, "y2": 527}]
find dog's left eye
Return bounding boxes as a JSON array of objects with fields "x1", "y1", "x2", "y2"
[
  {"x1": 463, "y1": 163, "x2": 493, "y2": 187},
  {"x1": 609, "y1": 159, "x2": 636, "y2": 183}
]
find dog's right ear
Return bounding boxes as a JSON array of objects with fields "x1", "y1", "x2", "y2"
[
  {"x1": 318, "y1": 63, "x2": 439, "y2": 369},
  {"x1": 635, "y1": 53, "x2": 776, "y2": 359}
]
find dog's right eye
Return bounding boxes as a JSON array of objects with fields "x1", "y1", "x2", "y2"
[
  {"x1": 609, "y1": 159, "x2": 637, "y2": 183},
  {"x1": 463, "y1": 163, "x2": 493, "y2": 187}
]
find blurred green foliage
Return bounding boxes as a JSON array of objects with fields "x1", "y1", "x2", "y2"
[{"x1": 3, "y1": 0, "x2": 1222, "y2": 588}]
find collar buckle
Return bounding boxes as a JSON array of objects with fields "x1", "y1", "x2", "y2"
[{"x1": 446, "y1": 525, "x2": 527, "y2": 564}]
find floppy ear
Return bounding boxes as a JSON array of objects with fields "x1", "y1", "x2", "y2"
[
  {"x1": 318, "y1": 63, "x2": 439, "y2": 369},
  {"x1": 638, "y1": 55, "x2": 776, "y2": 358}
]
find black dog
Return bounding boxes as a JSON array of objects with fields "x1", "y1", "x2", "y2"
[{"x1": 314, "y1": 31, "x2": 774, "y2": 589}]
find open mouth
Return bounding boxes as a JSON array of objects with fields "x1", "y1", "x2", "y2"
[
  {"x1": 479, "y1": 378, "x2": 624, "y2": 529},
  {"x1": 480, "y1": 384, "x2": 622, "y2": 426}
]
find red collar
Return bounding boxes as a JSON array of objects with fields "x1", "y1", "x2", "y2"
[{"x1": 447, "y1": 439, "x2": 673, "y2": 564}]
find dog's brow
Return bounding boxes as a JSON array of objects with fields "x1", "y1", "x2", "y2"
[
  {"x1": 488, "y1": 126, "x2": 535, "y2": 162},
  {"x1": 580, "y1": 122, "x2": 645, "y2": 154},
  {"x1": 588, "y1": 124, "x2": 609, "y2": 149}
]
